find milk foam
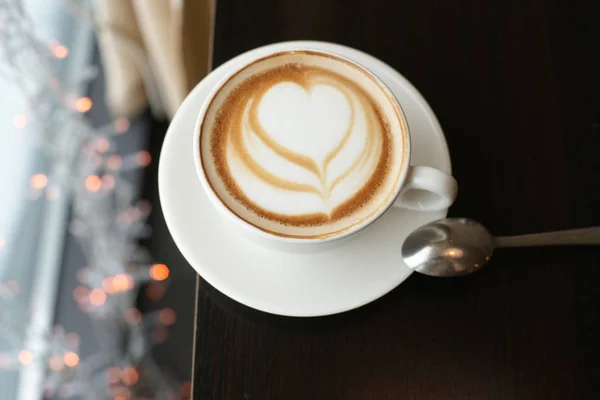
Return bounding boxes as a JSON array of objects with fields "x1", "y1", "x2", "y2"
[{"x1": 200, "y1": 51, "x2": 408, "y2": 238}]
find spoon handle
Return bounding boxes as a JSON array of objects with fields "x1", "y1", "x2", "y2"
[{"x1": 494, "y1": 226, "x2": 600, "y2": 248}]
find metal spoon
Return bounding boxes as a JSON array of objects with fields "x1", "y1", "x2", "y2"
[{"x1": 401, "y1": 218, "x2": 600, "y2": 277}]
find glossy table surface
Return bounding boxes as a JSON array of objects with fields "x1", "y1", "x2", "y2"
[{"x1": 189, "y1": 1, "x2": 600, "y2": 398}]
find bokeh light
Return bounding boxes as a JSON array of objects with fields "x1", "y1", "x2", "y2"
[
  {"x1": 113, "y1": 387, "x2": 130, "y2": 400},
  {"x1": 95, "y1": 137, "x2": 110, "y2": 153},
  {"x1": 50, "y1": 42, "x2": 68, "y2": 59},
  {"x1": 120, "y1": 367, "x2": 139, "y2": 386},
  {"x1": 136, "y1": 199, "x2": 151, "y2": 214},
  {"x1": 75, "y1": 97, "x2": 93, "y2": 112},
  {"x1": 49, "y1": 355, "x2": 64, "y2": 371},
  {"x1": 103, "y1": 277, "x2": 114, "y2": 293},
  {"x1": 112, "y1": 273, "x2": 133, "y2": 292},
  {"x1": 76, "y1": 268, "x2": 90, "y2": 283},
  {"x1": 66, "y1": 332, "x2": 80, "y2": 348},
  {"x1": 45, "y1": 185, "x2": 61, "y2": 200},
  {"x1": 12, "y1": 114, "x2": 28, "y2": 128},
  {"x1": 85, "y1": 175, "x2": 102, "y2": 192},
  {"x1": 73, "y1": 286, "x2": 89, "y2": 304},
  {"x1": 63, "y1": 351, "x2": 79, "y2": 367},
  {"x1": 106, "y1": 155, "x2": 123, "y2": 170},
  {"x1": 89, "y1": 289, "x2": 106, "y2": 306},
  {"x1": 135, "y1": 150, "x2": 152, "y2": 167},
  {"x1": 124, "y1": 308, "x2": 142, "y2": 325},
  {"x1": 149, "y1": 264, "x2": 169, "y2": 281},
  {"x1": 31, "y1": 174, "x2": 48, "y2": 189},
  {"x1": 145, "y1": 283, "x2": 165, "y2": 301},
  {"x1": 159, "y1": 308, "x2": 176, "y2": 326},
  {"x1": 114, "y1": 117, "x2": 130, "y2": 134},
  {"x1": 19, "y1": 350, "x2": 33, "y2": 365},
  {"x1": 180, "y1": 382, "x2": 192, "y2": 399},
  {"x1": 116, "y1": 210, "x2": 133, "y2": 228},
  {"x1": 0, "y1": 353, "x2": 12, "y2": 370},
  {"x1": 0, "y1": 236, "x2": 5, "y2": 247},
  {"x1": 152, "y1": 326, "x2": 169, "y2": 344},
  {"x1": 101, "y1": 174, "x2": 115, "y2": 190},
  {"x1": 107, "y1": 366, "x2": 121, "y2": 384}
]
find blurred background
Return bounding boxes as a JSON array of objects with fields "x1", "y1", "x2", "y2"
[{"x1": 0, "y1": 0, "x2": 214, "y2": 398}]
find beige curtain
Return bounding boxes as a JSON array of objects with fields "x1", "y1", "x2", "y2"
[{"x1": 95, "y1": 0, "x2": 215, "y2": 119}]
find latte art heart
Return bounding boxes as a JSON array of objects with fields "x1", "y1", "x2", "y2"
[
  {"x1": 200, "y1": 52, "x2": 407, "y2": 238},
  {"x1": 232, "y1": 78, "x2": 383, "y2": 214}
]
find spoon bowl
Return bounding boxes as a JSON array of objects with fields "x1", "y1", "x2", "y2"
[
  {"x1": 401, "y1": 218, "x2": 494, "y2": 277},
  {"x1": 401, "y1": 218, "x2": 600, "y2": 277}
]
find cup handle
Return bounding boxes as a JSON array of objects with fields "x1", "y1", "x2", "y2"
[{"x1": 393, "y1": 166, "x2": 458, "y2": 211}]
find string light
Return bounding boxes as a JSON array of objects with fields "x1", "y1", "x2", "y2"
[
  {"x1": 64, "y1": 352, "x2": 80, "y2": 367},
  {"x1": 85, "y1": 175, "x2": 102, "y2": 192},
  {"x1": 30, "y1": 173, "x2": 48, "y2": 189},
  {"x1": 1, "y1": 3, "x2": 176, "y2": 397},
  {"x1": 12, "y1": 114, "x2": 28, "y2": 128},
  {"x1": 149, "y1": 264, "x2": 169, "y2": 281},
  {"x1": 89, "y1": 289, "x2": 106, "y2": 306},
  {"x1": 75, "y1": 97, "x2": 93, "y2": 112},
  {"x1": 18, "y1": 350, "x2": 33, "y2": 365}
]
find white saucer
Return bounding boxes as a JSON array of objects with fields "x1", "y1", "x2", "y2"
[{"x1": 158, "y1": 41, "x2": 452, "y2": 317}]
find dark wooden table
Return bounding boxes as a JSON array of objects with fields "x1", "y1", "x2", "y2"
[{"x1": 189, "y1": 1, "x2": 600, "y2": 398}]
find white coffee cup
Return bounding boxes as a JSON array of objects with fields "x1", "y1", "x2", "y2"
[{"x1": 193, "y1": 47, "x2": 458, "y2": 249}]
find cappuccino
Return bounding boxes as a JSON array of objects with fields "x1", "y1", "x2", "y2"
[{"x1": 199, "y1": 51, "x2": 408, "y2": 238}]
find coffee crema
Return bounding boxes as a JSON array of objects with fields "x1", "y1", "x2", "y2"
[{"x1": 200, "y1": 51, "x2": 408, "y2": 238}]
